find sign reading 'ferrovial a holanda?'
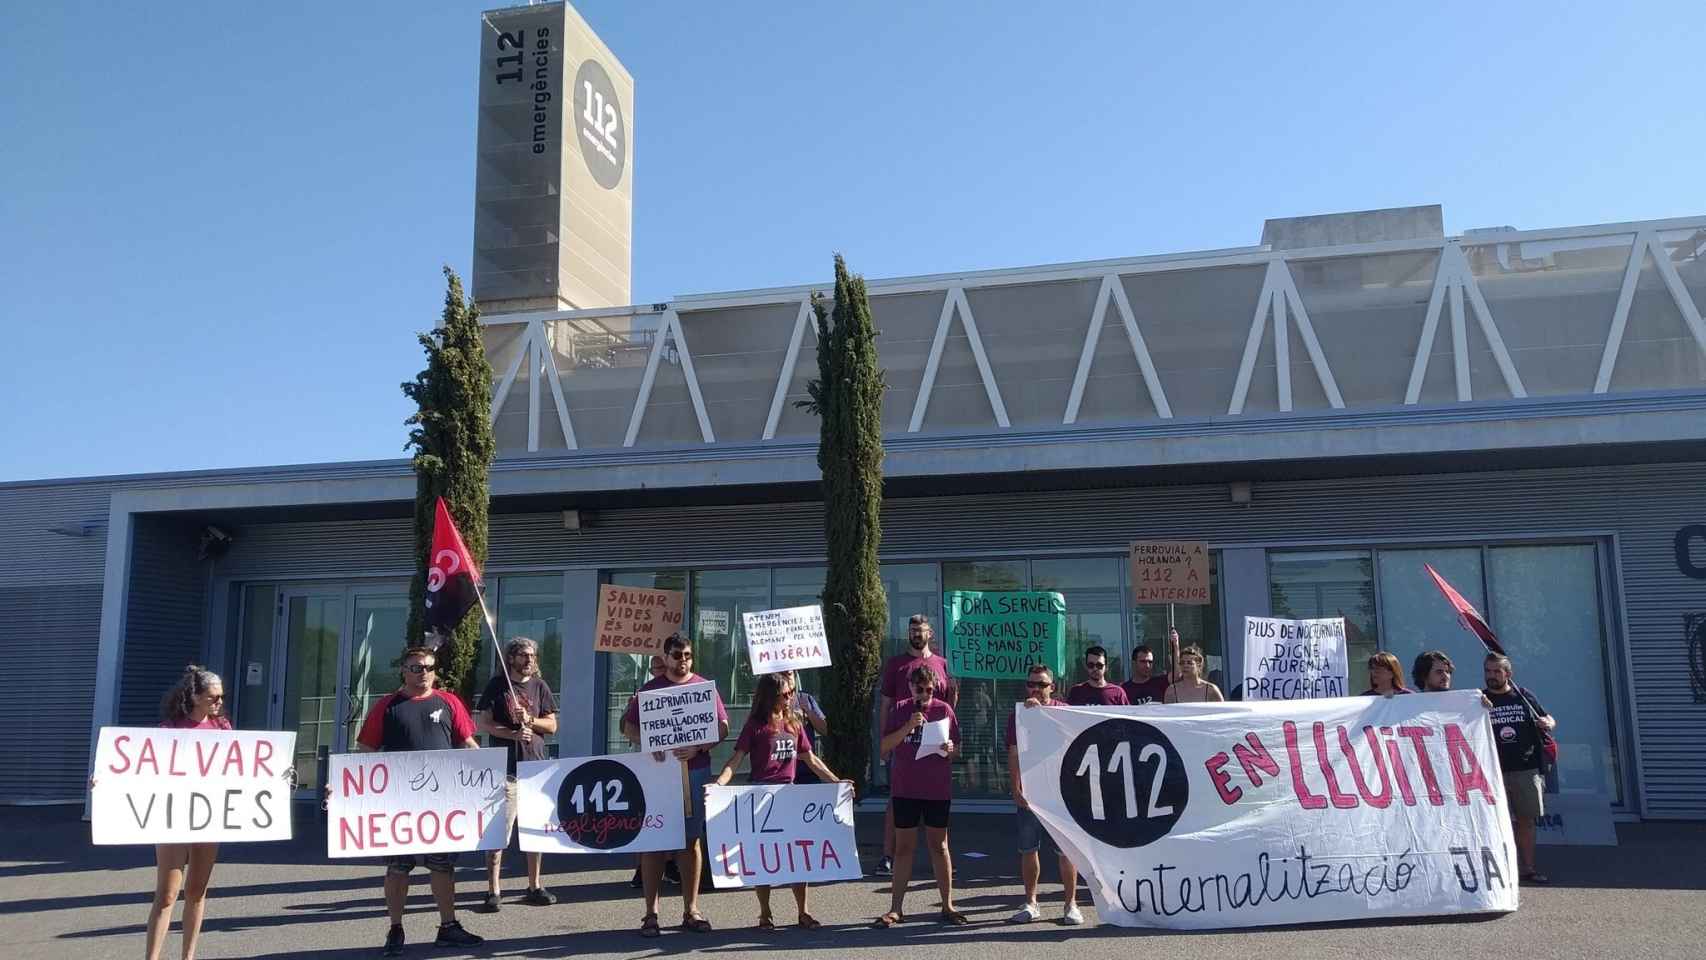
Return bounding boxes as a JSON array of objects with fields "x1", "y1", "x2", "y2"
[
  {"x1": 1129, "y1": 541, "x2": 1212, "y2": 604},
  {"x1": 1015, "y1": 691, "x2": 1518, "y2": 929},
  {"x1": 705, "y1": 783, "x2": 861, "y2": 888},
  {"x1": 326, "y1": 748, "x2": 511, "y2": 858},
  {"x1": 91, "y1": 728, "x2": 296, "y2": 844},
  {"x1": 515, "y1": 753, "x2": 686, "y2": 854}
]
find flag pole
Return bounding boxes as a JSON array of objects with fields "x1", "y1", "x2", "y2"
[{"x1": 473, "y1": 583, "x2": 518, "y2": 704}]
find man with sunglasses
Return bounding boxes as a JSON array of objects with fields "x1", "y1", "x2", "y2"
[
  {"x1": 1006, "y1": 664, "x2": 1083, "y2": 924},
  {"x1": 621, "y1": 634, "x2": 729, "y2": 936},
  {"x1": 875, "y1": 614, "x2": 957, "y2": 876},
  {"x1": 475, "y1": 637, "x2": 559, "y2": 912},
  {"x1": 1066, "y1": 645, "x2": 1129, "y2": 707},
  {"x1": 353, "y1": 645, "x2": 485, "y2": 957}
]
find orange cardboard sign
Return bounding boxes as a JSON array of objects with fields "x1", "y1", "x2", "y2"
[
  {"x1": 1129, "y1": 541, "x2": 1211, "y2": 604},
  {"x1": 594, "y1": 586, "x2": 686, "y2": 654}
]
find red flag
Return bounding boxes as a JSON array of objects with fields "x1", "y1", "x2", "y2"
[
  {"x1": 424, "y1": 497, "x2": 482, "y2": 636},
  {"x1": 1423, "y1": 563, "x2": 1505, "y2": 656}
]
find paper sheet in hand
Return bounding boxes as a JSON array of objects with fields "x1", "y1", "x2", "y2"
[{"x1": 917, "y1": 718, "x2": 951, "y2": 758}]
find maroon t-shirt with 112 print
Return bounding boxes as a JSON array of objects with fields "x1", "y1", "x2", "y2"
[
  {"x1": 885, "y1": 698, "x2": 958, "y2": 801},
  {"x1": 735, "y1": 716, "x2": 812, "y2": 784}
]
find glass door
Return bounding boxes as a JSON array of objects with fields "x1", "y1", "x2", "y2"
[
  {"x1": 278, "y1": 591, "x2": 346, "y2": 795},
  {"x1": 345, "y1": 590, "x2": 412, "y2": 754}
]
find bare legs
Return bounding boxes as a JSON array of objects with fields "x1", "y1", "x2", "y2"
[
  {"x1": 642, "y1": 839, "x2": 704, "y2": 919},
  {"x1": 1019, "y1": 850, "x2": 1078, "y2": 909},
  {"x1": 383, "y1": 869, "x2": 456, "y2": 927},
  {"x1": 888, "y1": 825, "x2": 954, "y2": 916},
  {"x1": 146, "y1": 843, "x2": 219, "y2": 960},
  {"x1": 486, "y1": 849, "x2": 545, "y2": 895},
  {"x1": 754, "y1": 884, "x2": 810, "y2": 923}
]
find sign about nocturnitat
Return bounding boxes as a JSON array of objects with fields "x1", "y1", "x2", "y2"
[
  {"x1": 594, "y1": 585, "x2": 686, "y2": 654},
  {"x1": 1129, "y1": 541, "x2": 1211, "y2": 605}
]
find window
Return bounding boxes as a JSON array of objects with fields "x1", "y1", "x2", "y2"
[
  {"x1": 1270, "y1": 551, "x2": 1378, "y2": 695},
  {"x1": 492, "y1": 574, "x2": 565, "y2": 755},
  {"x1": 1375, "y1": 548, "x2": 1485, "y2": 691},
  {"x1": 602, "y1": 570, "x2": 686, "y2": 756},
  {"x1": 688, "y1": 568, "x2": 770, "y2": 773},
  {"x1": 941, "y1": 560, "x2": 1029, "y2": 798}
]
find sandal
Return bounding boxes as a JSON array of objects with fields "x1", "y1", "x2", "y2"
[
  {"x1": 639, "y1": 913, "x2": 661, "y2": 938},
  {"x1": 798, "y1": 913, "x2": 823, "y2": 931},
  {"x1": 940, "y1": 909, "x2": 970, "y2": 926},
  {"x1": 682, "y1": 913, "x2": 714, "y2": 933},
  {"x1": 756, "y1": 914, "x2": 776, "y2": 931},
  {"x1": 872, "y1": 911, "x2": 903, "y2": 928},
  {"x1": 1521, "y1": 872, "x2": 1551, "y2": 885}
]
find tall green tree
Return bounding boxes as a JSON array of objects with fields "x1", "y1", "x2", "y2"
[
  {"x1": 402, "y1": 267, "x2": 496, "y2": 698},
  {"x1": 798, "y1": 255, "x2": 887, "y2": 790}
]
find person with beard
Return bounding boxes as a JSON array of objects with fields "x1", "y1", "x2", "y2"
[
  {"x1": 1006, "y1": 664, "x2": 1082, "y2": 925},
  {"x1": 476, "y1": 637, "x2": 559, "y2": 912},
  {"x1": 1484, "y1": 653, "x2": 1557, "y2": 884},
  {"x1": 873, "y1": 665, "x2": 964, "y2": 927},
  {"x1": 1121, "y1": 629, "x2": 1182, "y2": 705},
  {"x1": 875, "y1": 614, "x2": 956, "y2": 876},
  {"x1": 629, "y1": 655, "x2": 682, "y2": 889},
  {"x1": 1066, "y1": 645, "x2": 1128, "y2": 706}
]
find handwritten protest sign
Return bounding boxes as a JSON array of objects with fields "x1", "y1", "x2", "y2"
[
  {"x1": 637, "y1": 679, "x2": 721, "y2": 753},
  {"x1": 1017, "y1": 690, "x2": 1517, "y2": 929},
  {"x1": 742, "y1": 605, "x2": 831, "y2": 675},
  {"x1": 91, "y1": 727, "x2": 295, "y2": 845},
  {"x1": 705, "y1": 783, "x2": 861, "y2": 888},
  {"x1": 1129, "y1": 541, "x2": 1211, "y2": 604},
  {"x1": 594, "y1": 585, "x2": 686, "y2": 654},
  {"x1": 942, "y1": 590, "x2": 1066, "y2": 680},
  {"x1": 1242, "y1": 616, "x2": 1349, "y2": 700},
  {"x1": 326, "y1": 748, "x2": 510, "y2": 857},
  {"x1": 516, "y1": 753, "x2": 686, "y2": 854}
]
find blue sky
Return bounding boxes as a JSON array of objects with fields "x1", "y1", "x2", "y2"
[{"x1": 2, "y1": 1, "x2": 1700, "y2": 482}]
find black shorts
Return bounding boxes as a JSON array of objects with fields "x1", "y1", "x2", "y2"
[{"x1": 892, "y1": 796, "x2": 951, "y2": 829}]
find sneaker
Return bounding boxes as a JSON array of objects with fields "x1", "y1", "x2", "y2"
[
  {"x1": 1062, "y1": 904, "x2": 1085, "y2": 926},
  {"x1": 663, "y1": 861, "x2": 682, "y2": 887},
  {"x1": 435, "y1": 921, "x2": 484, "y2": 947},
  {"x1": 382, "y1": 924, "x2": 405, "y2": 957},
  {"x1": 629, "y1": 867, "x2": 643, "y2": 889},
  {"x1": 522, "y1": 886, "x2": 557, "y2": 906},
  {"x1": 874, "y1": 856, "x2": 893, "y2": 877},
  {"x1": 1007, "y1": 902, "x2": 1041, "y2": 924},
  {"x1": 475, "y1": 892, "x2": 501, "y2": 914}
]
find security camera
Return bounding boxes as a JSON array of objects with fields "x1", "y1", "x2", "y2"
[{"x1": 199, "y1": 525, "x2": 235, "y2": 559}]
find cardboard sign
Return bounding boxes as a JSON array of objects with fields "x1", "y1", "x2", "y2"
[
  {"x1": 705, "y1": 783, "x2": 861, "y2": 888},
  {"x1": 594, "y1": 585, "x2": 686, "y2": 654},
  {"x1": 742, "y1": 605, "x2": 831, "y2": 675},
  {"x1": 326, "y1": 748, "x2": 510, "y2": 858},
  {"x1": 942, "y1": 590, "x2": 1066, "y2": 679},
  {"x1": 1016, "y1": 691, "x2": 1517, "y2": 929},
  {"x1": 1242, "y1": 616, "x2": 1350, "y2": 700},
  {"x1": 516, "y1": 753, "x2": 687, "y2": 854},
  {"x1": 91, "y1": 727, "x2": 295, "y2": 845},
  {"x1": 637, "y1": 679, "x2": 721, "y2": 753},
  {"x1": 1130, "y1": 541, "x2": 1211, "y2": 604}
]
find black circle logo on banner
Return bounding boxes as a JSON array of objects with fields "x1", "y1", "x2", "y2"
[
  {"x1": 572, "y1": 59, "x2": 626, "y2": 190},
  {"x1": 556, "y1": 759, "x2": 645, "y2": 849},
  {"x1": 1058, "y1": 718, "x2": 1188, "y2": 848}
]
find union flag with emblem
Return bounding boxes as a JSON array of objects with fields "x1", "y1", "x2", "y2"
[{"x1": 423, "y1": 496, "x2": 482, "y2": 636}]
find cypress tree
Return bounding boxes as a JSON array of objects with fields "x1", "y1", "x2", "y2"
[
  {"x1": 402, "y1": 267, "x2": 496, "y2": 699},
  {"x1": 798, "y1": 255, "x2": 887, "y2": 791}
]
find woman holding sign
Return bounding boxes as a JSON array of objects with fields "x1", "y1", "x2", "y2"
[
  {"x1": 713, "y1": 672, "x2": 850, "y2": 930},
  {"x1": 146, "y1": 666, "x2": 231, "y2": 960},
  {"x1": 873, "y1": 665, "x2": 965, "y2": 928}
]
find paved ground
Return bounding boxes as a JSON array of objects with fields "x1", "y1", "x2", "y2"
[{"x1": 2, "y1": 805, "x2": 1703, "y2": 960}]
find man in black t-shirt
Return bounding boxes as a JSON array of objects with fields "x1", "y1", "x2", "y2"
[
  {"x1": 1483, "y1": 653, "x2": 1557, "y2": 884},
  {"x1": 475, "y1": 637, "x2": 559, "y2": 912}
]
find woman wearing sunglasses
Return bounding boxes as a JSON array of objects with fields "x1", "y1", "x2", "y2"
[
  {"x1": 147, "y1": 665, "x2": 232, "y2": 960},
  {"x1": 873, "y1": 665, "x2": 964, "y2": 928}
]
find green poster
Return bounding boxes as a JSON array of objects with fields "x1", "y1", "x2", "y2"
[{"x1": 942, "y1": 590, "x2": 1067, "y2": 680}]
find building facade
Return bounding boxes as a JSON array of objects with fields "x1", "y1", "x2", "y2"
[{"x1": 3, "y1": 207, "x2": 1704, "y2": 829}]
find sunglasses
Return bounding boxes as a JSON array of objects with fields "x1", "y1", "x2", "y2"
[
  {"x1": 203, "y1": 694, "x2": 225, "y2": 702},
  {"x1": 910, "y1": 685, "x2": 935, "y2": 694},
  {"x1": 668, "y1": 650, "x2": 693, "y2": 660},
  {"x1": 1086, "y1": 661, "x2": 1106, "y2": 669},
  {"x1": 1025, "y1": 680, "x2": 1051, "y2": 689},
  {"x1": 403, "y1": 663, "x2": 437, "y2": 675}
]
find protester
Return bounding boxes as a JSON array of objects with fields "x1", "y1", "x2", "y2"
[
  {"x1": 783, "y1": 669, "x2": 829, "y2": 784},
  {"x1": 875, "y1": 614, "x2": 957, "y2": 876},
  {"x1": 1413, "y1": 650, "x2": 1455, "y2": 692},
  {"x1": 873, "y1": 665, "x2": 965, "y2": 928},
  {"x1": 475, "y1": 637, "x2": 559, "y2": 912},
  {"x1": 1163, "y1": 644, "x2": 1224, "y2": 702},
  {"x1": 1006, "y1": 664, "x2": 1082, "y2": 925},
  {"x1": 713, "y1": 672, "x2": 850, "y2": 930},
  {"x1": 134, "y1": 666, "x2": 232, "y2": 960},
  {"x1": 622, "y1": 634, "x2": 729, "y2": 937},
  {"x1": 1483, "y1": 653, "x2": 1557, "y2": 884},
  {"x1": 1361, "y1": 652, "x2": 1413, "y2": 697},
  {"x1": 630, "y1": 655, "x2": 682, "y2": 890},
  {"x1": 1066, "y1": 645, "x2": 1129, "y2": 706},
  {"x1": 353, "y1": 646, "x2": 484, "y2": 957},
  {"x1": 1121, "y1": 630, "x2": 1181, "y2": 705}
]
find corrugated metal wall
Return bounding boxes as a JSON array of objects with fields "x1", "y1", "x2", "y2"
[
  {"x1": 205, "y1": 461, "x2": 1706, "y2": 817},
  {"x1": 0, "y1": 584, "x2": 101, "y2": 799},
  {"x1": 117, "y1": 516, "x2": 208, "y2": 726}
]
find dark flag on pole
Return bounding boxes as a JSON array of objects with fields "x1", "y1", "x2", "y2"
[
  {"x1": 424, "y1": 496, "x2": 483, "y2": 637},
  {"x1": 1423, "y1": 563, "x2": 1504, "y2": 656}
]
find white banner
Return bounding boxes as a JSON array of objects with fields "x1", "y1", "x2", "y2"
[
  {"x1": 91, "y1": 727, "x2": 296, "y2": 845},
  {"x1": 1017, "y1": 691, "x2": 1518, "y2": 929},
  {"x1": 1242, "y1": 616, "x2": 1349, "y2": 700},
  {"x1": 327, "y1": 748, "x2": 510, "y2": 858},
  {"x1": 705, "y1": 783, "x2": 860, "y2": 888},
  {"x1": 516, "y1": 754, "x2": 687, "y2": 854},
  {"x1": 637, "y1": 679, "x2": 721, "y2": 753},
  {"x1": 742, "y1": 605, "x2": 831, "y2": 675}
]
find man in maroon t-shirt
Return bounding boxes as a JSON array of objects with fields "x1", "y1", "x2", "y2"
[
  {"x1": 1066, "y1": 645, "x2": 1129, "y2": 707},
  {"x1": 352, "y1": 646, "x2": 484, "y2": 957},
  {"x1": 1121, "y1": 630, "x2": 1182, "y2": 705},
  {"x1": 1006, "y1": 664, "x2": 1082, "y2": 924},
  {"x1": 475, "y1": 637, "x2": 559, "y2": 912},
  {"x1": 621, "y1": 634, "x2": 729, "y2": 936},
  {"x1": 875, "y1": 614, "x2": 957, "y2": 876}
]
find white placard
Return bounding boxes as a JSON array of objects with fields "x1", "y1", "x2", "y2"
[
  {"x1": 91, "y1": 727, "x2": 296, "y2": 845},
  {"x1": 705, "y1": 783, "x2": 861, "y2": 888},
  {"x1": 327, "y1": 748, "x2": 510, "y2": 858},
  {"x1": 1016, "y1": 691, "x2": 1517, "y2": 930},
  {"x1": 741, "y1": 605, "x2": 831, "y2": 675},
  {"x1": 1242, "y1": 616, "x2": 1349, "y2": 700},
  {"x1": 516, "y1": 753, "x2": 687, "y2": 854},
  {"x1": 698, "y1": 609, "x2": 730, "y2": 637},
  {"x1": 917, "y1": 718, "x2": 951, "y2": 758},
  {"x1": 637, "y1": 679, "x2": 721, "y2": 753}
]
